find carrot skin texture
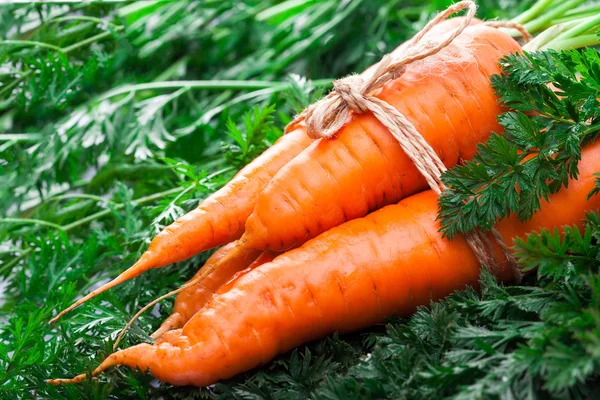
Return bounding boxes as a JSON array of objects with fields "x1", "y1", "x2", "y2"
[
  {"x1": 165, "y1": 16, "x2": 478, "y2": 260},
  {"x1": 241, "y1": 25, "x2": 520, "y2": 251},
  {"x1": 153, "y1": 249, "x2": 278, "y2": 341},
  {"x1": 152, "y1": 241, "x2": 240, "y2": 339},
  {"x1": 55, "y1": 141, "x2": 600, "y2": 387},
  {"x1": 125, "y1": 127, "x2": 311, "y2": 271},
  {"x1": 152, "y1": 246, "x2": 277, "y2": 339},
  {"x1": 215, "y1": 249, "x2": 278, "y2": 295},
  {"x1": 150, "y1": 17, "x2": 486, "y2": 335}
]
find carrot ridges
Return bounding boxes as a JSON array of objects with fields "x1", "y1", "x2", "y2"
[{"x1": 50, "y1": 129, "x2": 313, "y2": 322}]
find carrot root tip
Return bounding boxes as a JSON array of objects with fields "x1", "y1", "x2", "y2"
[{"x1": 46, "y1": 374, "x2": 90, "y2": 385}]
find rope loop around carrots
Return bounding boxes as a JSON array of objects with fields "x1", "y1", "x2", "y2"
[
  {"x1": 484, "y1": 20, "x2": 532, "y2": 42},
  {"x1": 297, "y1": 0, "x2": 527, "y2": 282}
]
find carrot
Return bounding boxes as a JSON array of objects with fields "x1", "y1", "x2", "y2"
[
  {"x1": 52, "y1": 16, "x2": 481, "y2": 323},
  {"x1": 50, "y1": 127, "x2": 312, "y2": 322},
  {"x1": 197, "y1": 23, "x2": 520, "y2": 283},
  {"x1": 239, "y1": 24, "x2": 521, "y2": 252},
  {"x1": 151, "y1": 244, "x2": 276, "y2": 339},
  {"x1": 151, "y1": 242, "x2": 236, "y2": 339},
  {"x1": 49, "y1": 140, "x2": 600, "y2": 387},
  {"x1": 215, "y1": 249, "x2": 278, "y2": 294}
]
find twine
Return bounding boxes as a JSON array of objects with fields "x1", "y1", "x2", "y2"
[
  {"x1": 484, "y1": 20, "x2": 532, "y2": 43},
  {"x1": 293, "y1": 0, "x2": 528, "y2": 282}
]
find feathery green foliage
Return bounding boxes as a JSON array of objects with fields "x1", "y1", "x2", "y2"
[
  {"x1": 438, "y1": 49, "x2": 600, "y2": 238},
  {"x1": 5, "y1": 1, "x2": 600, "y2": 399}
]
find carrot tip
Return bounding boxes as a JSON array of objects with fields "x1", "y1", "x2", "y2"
[
  {"x1": 150, "y1": 312, "x2": 185, "y2": 340},
  {"x1": 50, "y1": 254, "x2": 159, "y2": 323},
  {"x1": 46, "y1": 374, "x2": 88, "y2": 385},
  {"x1": 49, "y1": 306, "x2": 74, "y2": 324}
]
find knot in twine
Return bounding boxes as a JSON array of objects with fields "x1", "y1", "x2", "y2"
[
  {"x1": 332, "y1": 75, "x2": 371, "y2": 114},
  {"x1": 304, "y1": 0, "x2": 478, "y2": 140},
  {"x1": 300, "y1": 0, "x2": 530, "y2": 282}
]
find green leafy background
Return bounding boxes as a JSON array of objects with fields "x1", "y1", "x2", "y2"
[{"x1": 3, "y1": 1, "x2": 600, "y2": 399}]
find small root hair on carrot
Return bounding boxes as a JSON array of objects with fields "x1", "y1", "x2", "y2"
[
  {"x1": 150, "y1": 312, "x2": 184, "y2": 339},
  {"x1": 113, "y1": 285, "x2": 193, "y2": 350},
  {"x1": 113, "y1": 243, "x2": 257, "y2": 349}
]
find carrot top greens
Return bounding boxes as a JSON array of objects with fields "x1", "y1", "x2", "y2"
[
  {"x1": 2, "y1": 0, "x2": 600, "y2": 399},
  {"x1": 439, "y1": 48, "x2": 600, "y2": 239}
]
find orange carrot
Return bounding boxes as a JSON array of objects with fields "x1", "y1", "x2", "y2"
[
  {"x1": 49, "y1": 140, "x2": 600, "y2": 387},
  {"x1": 239, "y1": 24, "x2": 520, "y2": 253},
  {"x1": 151, "y1": 244, "x2": 275, "y2": 338},
  {"x1": 151, "y1": 242, "x2": 236, "y2": 338},
  {"x1": 52, "y1": 17, "x2": 480, "y2": 322},
  {"x1": 215, "y1": 249, "x2": 278, "y2": 295}
]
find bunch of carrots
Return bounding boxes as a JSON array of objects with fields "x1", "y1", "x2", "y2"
[{"x1": 49, "y1": 2, "x2": 600, "y2": 387}]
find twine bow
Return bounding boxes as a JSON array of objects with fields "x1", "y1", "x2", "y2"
[{"x1": 295, "y1": 0, "x2": 529, "y2": 282}]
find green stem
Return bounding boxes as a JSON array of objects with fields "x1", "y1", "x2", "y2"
[
  {"x1": 7, "y1": 21, "x2": 123, "y2": 56},
  {"x1": 117, "y1": 0, "x2": 164, "y2": 15},
  {"x1": 271, "y1": 0, "x2": 363, "y2": 73},
  {"x1": 60, "y1": 187, "x2": 185, "y2": 232},
  {"x1": 199, "y1": 88, "x2": 282, "y2": 127},
  {"x1": 553, "y1": 5, "x2": 600, "y2": 24},
  {"x1": 0, "y1": 40, "x2": 64, "y2": 53},
  {"x1": 256, "y1": 0, "x2": 318, "y2": 22},
  {"x1": 46, "y1": 15, "x2": 119, "y2": 28},
  {"x1": 524, "y1": 0, "x2": 587, "y2": 33},
  {"x1": 1, "y1": 24, "x2": 124, "y2": 102},
  {"x1": 47, "y1": 193, "x2": 113, "y2": 204},
  {"x1": 0, "y1": 73, "x2": 31, "y2": 99},
  {"x1": 524, "y1": 15, "x2": 600, "y2": 52},
  {"x1": 177, "y1": 78, "x2": 332, "y2": 135},
  {"x1": 169, "y1": 183, "x2": 197, "y2": 205},
  {"x1": 584, "y1": 122, "x2": 600, "y2": 135},
  {"x1": 154, "y1": 56, "x2": 189, "y2": 81},
  {"x1": 551, "y1": 14, "x2": 600, "y2": 43},
  {"x1": 564, "y1": 3, "x2": 600, "y2": 17},
  {"x1": 159, "y1": 86, "x2": 189, "y2": 105},
  {"x1": 547, "y1": 35, "x2": 600, "y2": 51},
  {"x1": 1, "y1": 184, "x2": 185, "y2": 235},
  {"x1": 62, "y1": 27, "x2": 123, "y2": 54},
  {"x1": 15, "y1": 179, "x2": 89, "y2": 219},
  {"x1": 0, "y1": 218, "x2": 65, "y2": 231},
  {"x1": 512, "y1": 0, "x2": 555, "y2": 25},
  {"x1": 98, "y1": 80, "x2": 293, "y2": 102},
  {"x1": 16, "y1": 2, "x2": 89, "y2": 40},
  {"x1": 537, "y1": 14, "x2": 600, "y2": 51},
  {"x1": 0, "y1": 133, "x2": 42, "y2": 141},
  {"x1": 61, "y1": 166, "x2": 233, "y2": 232},
  {"x1": 0, "y1": 73, "x2": 30, "y2": 99},
  {"x1": 60, "y1": 209, "x2": 110, "y2": 232},
  {"x1": 0, "y1": 140, "x2": 15, "y2": 152},
  {"x1": 117, "y1": 0, "x2": 170, "y2": 22},
  {"x1": 0, "y1": 250, "x2": 31, "y2": 276}
]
